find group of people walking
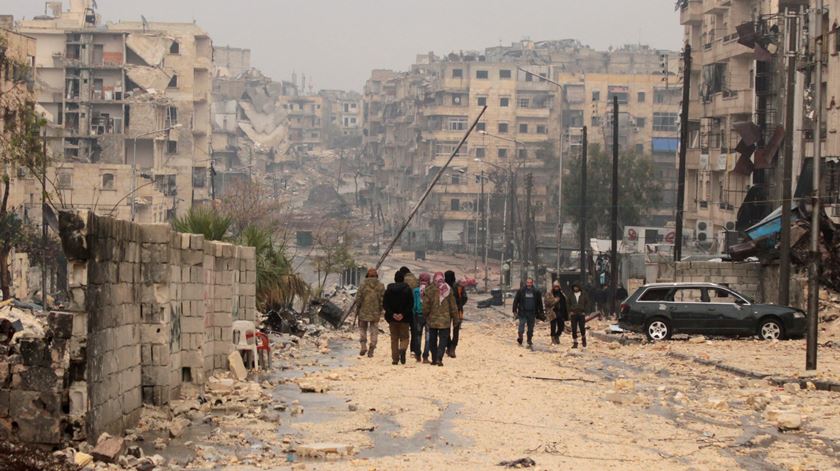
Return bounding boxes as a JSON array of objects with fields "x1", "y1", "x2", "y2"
[
  {"x1": 512, "y1": 278, "x2": 591, "y2": 350},
  {"x1": 355, "y1": 267, "x2": 467, "y2": 367}
]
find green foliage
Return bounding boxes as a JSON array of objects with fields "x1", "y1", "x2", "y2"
[
  {"x1": 171, "y1": 206, "x2": 232, "y2": 241},
  {"x1": 562, "y1": 145, "x2": 663, "y2": 237},
  {"x1": 238, "y1": 225, "x2": 309, "y2": 310},
  {"x1": 0, "y1": 212, "x2": 24, "y2": 250}
]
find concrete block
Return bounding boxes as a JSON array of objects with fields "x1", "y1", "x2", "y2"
[
  {"x1": 227, "y1": 351, "x2": 247, "y2": 380},
  {"x1": 92, "y1": 435, "x2": 125, "y2": 463},
  {"x1": 189, "y1": 234, "x2": 204, "y2": 250},
  {"x1": 47, "y1": 312, "x2": 74, "y2": 339},
  {"x1": 142, "y1": 224, "x2": 171, "y2": 244}
]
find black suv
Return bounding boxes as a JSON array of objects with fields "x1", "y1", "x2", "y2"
[{"x1": 618, "y1": 282, "x2": 806, "y2": 341}]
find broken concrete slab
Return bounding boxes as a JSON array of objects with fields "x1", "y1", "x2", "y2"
[
  {"x1": 74, "y1": 452, "x2": 94, "y2": 468},
  {"x1": 91, "y1": 436, "x2": 125, "y2": 463},
  {"x1": 228, "y1": 351, "x2": 248, "y2": 381},
  {"x1": 169, "y1": 417, "x2": 190, "y2": 438}
]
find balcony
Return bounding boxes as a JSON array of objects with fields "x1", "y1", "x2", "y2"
[
  {"x1": 515, "y1": 107, "x2": 551, "y2": 119},
  {"x1": 701, "y1": 89, "x2": 752, "y2": 118},
  {"x1": 710, "y1": 34, "x2": 754, "y2": 62},
  {"x1": 679, "y1": 0, "x2": 703, "y2": 25},
  {"x1": 703, "y1": 0, "x2": 729, "y2": 15},
  {"x1": 423, "y1": 104, "x2": 469, "y2": 117}
]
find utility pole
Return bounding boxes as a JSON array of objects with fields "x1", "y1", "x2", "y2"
[
  {"x1": 209, "y1": 160, "x2": 217, "y2": 203},
  {"x1": 609, "y1": 96, "x2": 619, "y2": 317},
  {"x1": 579, "y1": 126, "x2": 588, "y2": 285},
  {"x1": 480, "y1": 169, "x2": 487, "y2": 290},
  {"x1": 779, "y1": 5, "x2": 800, "y2": 307},
  {"x1": 557, "y1": 132, "x2": 564, "y2": 276},
  {"x1": 675, "y1": 43, "x2": 692, "y2": 262},
  {"x1": 524, "y1": 173, "x2": 534, "y2": 282},
  {"x1": 41, "y1": 131, "x2": 48, "y2": 310},
  {"x1": 807, "y1": 0, "x2": 824, "y2": 371}
]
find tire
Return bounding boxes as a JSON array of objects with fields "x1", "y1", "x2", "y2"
[
  {"x1": 758, "y1": 318, "x2": 785, "y2": 340},
  {"x1": 645, "y1": 317, "x2": 672, "y2": 341}
]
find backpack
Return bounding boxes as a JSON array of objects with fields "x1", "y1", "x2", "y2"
[{"x1": 413, "y1": 287, "x2": 423, "y2": 318}]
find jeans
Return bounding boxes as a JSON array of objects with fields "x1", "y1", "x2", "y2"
[
  {"x1": 517, "y1": 312, "x2": 536, "y2": 344},
  {"x1": 550, "y1": 318, "x2": 565, "y2": 338},
  {"x1": 422, "y1": 324, "x2": 432, "y2": 360},
  {"x1": 571, "y1": 314, "x2": 587, "y2": 347},
  {"x1": 428, "y1": 327, "x2": 450, "y2": 364},
  {"x1": 410, "y1": 317, "x2": 423, "y2": 356},
  {"x1": 388, "y1": 322, "x2": 410, "y2": 362},
  {"x1": 448, "y1": 316, "x2": 462, "y2": 354},
  {"x1": 358, "y1": 320, "x2": 378, "y2": 349}
]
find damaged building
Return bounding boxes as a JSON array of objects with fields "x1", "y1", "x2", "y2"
[
  {"x1": 11, "y1": 0, "x2": 213, "y2": 224},
  {"x1": 361, "y1": 40, "x2": 681, "y2": 256}
]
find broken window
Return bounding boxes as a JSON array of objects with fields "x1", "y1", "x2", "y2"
[
  {"x1": 636, "y1": 117, "x2": 647, "y2": 128},
  {"x1": 591, "y1": 115, "x2": 601, "y2": 126},
  {"x1": 57, "y1": 170, "x2": 73, "y2": 189},
  {"x1": 519, "y1": 123, "x2": 528, "y2": 133},
  {"x1": 477, "y1": 96, "x2": 487, "y2": 107},
  {"x1": 101, "y1": 173, "x2": 115, "y2": 190},
  {"x1": 167, "y1": 140, "x2": 178, "y2": 154},
  {"x1": 167, "y1": 106, "x2": 178, "y2": 125},
  {"x1": 476, "y1": 70, "x2": 488, "y2": 79},
  {"x1": 536, "y1": 124, "x2": 547, "y2": 134},
  {"x1": 497, "y1": 148, "x2": 508, "y2": 158},
  {"x1": 701, "y1": 63, "x2": 727, "y2": 98},
  {"x1": 499, "y1": 69, "x2": 512, "y2": 79},
  {"x1": 192, "y1": 167, "x2": 206, "y2": 188},
  {"x1": 168, "y1": 74, "x2": 178, "y2": 89},
  {"x1": 518, "y1": 98, "x2": 529, "y2": 108},
  {"x1": 525, "y1": 72, "x2": 534, "y2": 82},
  {"x1": 170, "y1": 41, "x2": 180, "y2": 55},
  {"x1": 498, "y1": 123, "x2": 508, "y2": 133},
  {"x1": 476, "y1": 122, "x2": 486, "y2": 132},
  {"x1": 475, "y1": 147, "x2": 485, "y2": 158},
  {"x1": 517, "y1": 148, "x2": 527, "y2": 159},
  {"x1": 500, "y1": 97, "x2": 509, "y2": 107},
  {"x1": 451, "y1": 173, "x2": 461, "y2": 184},
  {"x1": 592, "y1": 90, "x2": 600, "y2": 101},
  {"x1": 450, "y1": 199, "x2": 460, "y2": 210},
  {"x1": 452, "y1": 68, "x2": 463, "y2": 78}
]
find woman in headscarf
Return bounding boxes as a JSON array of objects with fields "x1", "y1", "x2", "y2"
[{"x1": 421, "y1": 272, "x2": 458, "y2": 366}]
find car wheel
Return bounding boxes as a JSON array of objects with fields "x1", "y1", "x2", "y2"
[
  {"x1": 645, "y1": 318, "x2": 672, "y2": 341},
  {"x1": 758, "y1": 318, "x2": 785, "y2": 340}
]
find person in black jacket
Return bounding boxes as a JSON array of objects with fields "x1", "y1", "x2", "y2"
[
  {"x1": 512, "y1": 278, "x2": 544, "y2": 349},
  {"x1": 548, "y1": 281, "x2": 568, "y2": 345},
  {"x1": 445, "y1": 270, "x2": 468, "y2": 358},
  {"x1": 383, "y1": 271, "x2": 415, "y2": 365}
]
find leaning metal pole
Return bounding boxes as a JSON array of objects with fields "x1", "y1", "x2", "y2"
[
  {"x1": 339, "y1": 106, "x2": 488, "y2": 325},
  {"x1": 807, "y1": 0, "x2": 823, "y2": 371}
]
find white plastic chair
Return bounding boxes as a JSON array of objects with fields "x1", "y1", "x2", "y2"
[{"x1": 232, "y1": 320, "x2": 259, "y2": 371}]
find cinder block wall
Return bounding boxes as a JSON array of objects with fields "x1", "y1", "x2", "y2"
[
  {"x1": 656, "y1": 261, "x2": 806, "y2": 309},
  {"x1": 73, "y1": 212, "x2": 256, "y2": 440}
]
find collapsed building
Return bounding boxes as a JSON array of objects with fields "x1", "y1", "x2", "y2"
[{"x1": 11, "y1": 0, "x2": 213, "y2": 226}]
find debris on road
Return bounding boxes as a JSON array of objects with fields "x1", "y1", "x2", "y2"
[{"x1": 498, "y1": 457, "x2": 536, "y2": 468}]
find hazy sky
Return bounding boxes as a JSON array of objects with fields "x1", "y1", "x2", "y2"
[{"x1": 6, "y1": 0, "x2": 683, "y2": 91}]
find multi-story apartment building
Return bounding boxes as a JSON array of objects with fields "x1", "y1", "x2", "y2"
[
  {"x1": 13, "y1": 0, "x2": 213, "y2": 224},
  {"x1": 362, "y1": 41, "x2": 680, "y2": 255},
  {"x1": 678, "y1": 0, "x2": 799, "y2": 252},
  {"x1": 319, "y1": 89, "x2": 363, "y2": 147}
]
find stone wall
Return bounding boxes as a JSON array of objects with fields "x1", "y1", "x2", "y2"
[
  {"x1": 655, "y1": 261, "x2": 806, "y2": 309},
  {"x1": 2, "y1": 210, "x2": 259, "y2": 445}
]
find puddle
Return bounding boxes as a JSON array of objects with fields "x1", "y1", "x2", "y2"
[{"x1": 361, "y1": 403, "x2": 468, "y2": 458}]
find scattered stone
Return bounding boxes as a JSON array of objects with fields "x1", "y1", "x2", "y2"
[
  {"x1": 298, "y1": 381, "x2": 328, "y2": 393},
  {"x1": 783, "y1": 382, "x2": 801, "y2": 394},
  {"x1": 326, "y1": 373, "x2": 340, "y2": 381},
  {"x1": 154, "y1": 437, "x2": 168, "y2": 450},
  {"x1": 228, "y1": 351, "x2": 248, "y2": 381},
  {"x1": 499, "y1": 457, "x2": 536, "y2": 468},
  {"x1": 765, "y1": 408, "x2": 802, "y2": 430},
  {"x1": 348, "y1": 404, "x2": 358, "y2": 412},
  {"x1": 169, "y1": 417, "x2": 190, "y2": 438},
  {"x1": 91, "y1": 436, "x2": 124, "y2": 463},
  {"x1": 297, "y1": 443, "x2": 354, "y2": 459},
  {"x1": 605, "y1": 393, "x2": 632, "y2": 405},
  {"x1": 688, "y1": 336, "x2": 706, "y2": 344},
  {"x1": 74, "y1": 452, "x2": 93, "y2": 468},
  {"x1": 805, "y1": 381, "x2": 817, "y2": 391},
  {"x1": 707, "y1": 397, "x2": 728, "y2": 410},
  {"x1": 613, "y1": 379, "x2": 634, "y2": 391}
]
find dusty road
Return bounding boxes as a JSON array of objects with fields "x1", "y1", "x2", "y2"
[{"x1": 219, "y1": 305, "x2": 837, "y2": 471}]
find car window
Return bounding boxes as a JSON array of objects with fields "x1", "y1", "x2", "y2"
[
  {"x1": 673, "y1": 288, "x2": 705, "y2": 302},
  {"x1": 639, "y1": 287, "x2": 672, "y2": 301},
  {"x1": 709, "y1": 289, "x2": 735, "y2": 303}
]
